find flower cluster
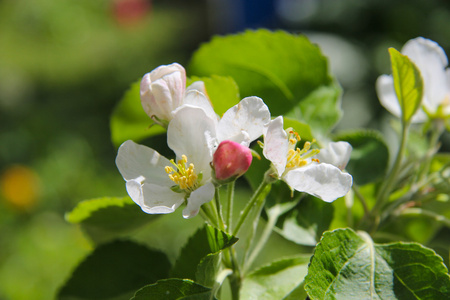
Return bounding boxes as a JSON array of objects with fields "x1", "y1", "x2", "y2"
[{"x1": 116, "y1": 64, "x2": 353, "y2": 218}]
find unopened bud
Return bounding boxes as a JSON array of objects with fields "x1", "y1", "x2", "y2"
[
  {"x1": 140, "y1": 63, "x2": 186, "y2": 124},
  {"x1": 213, "y1": 140, "x2": 252, "y2": 182}
]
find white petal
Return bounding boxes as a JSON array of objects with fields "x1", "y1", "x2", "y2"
[
  {"x1": 186, "y1": 80, "x2": 207, "y2": 95},
  {"x1": 444, "y1": 69, "x2": 450, "y2": 116},
  {"x1": 283, "y1": 163, "x2": 353, "y2": 202},
  {"x1": 126, "y1": 178, "x2": 145, "y2": 206},
  {"x1": 217, "y1": 96, "x2": 271, "y2": 146},
  {"x1": 150, "y1": 63, "x2": 186, "y2": 84},
  {"x1": 161, "y1": 71, "x2": 186, "y2": 110},
  {"x1": 263, "y1": 116, "x2": 288, "y2": 176},
  {"x1": 150, "y1": 63, "x2": 186, "y2": 107},
  {"x1": 116, "y1": 140, "x2": 173, "y2": 186},
  {"x1": 179, "y1": 88, "x2": 217, "y2": 121},
  {"x1": 316, "y1": 141, "x2": 352, "y2": 170},
  {"x1": 149, "y1": 80, "x2": 175, "y2": 120},
  {"x1": 126, "y1": 179, "x2": 185, "y2": 214},
  {"x1": 140, "y1": 63, "x2": 186, "y2": 121},
  {"x1": 140, "y1": 74, "x2": 167, "y2": 120},
  {"x1": 168, "y1": 106, "x2": 217, "y2": 178},
  {"x1": 402, "y1": 37, "x2": 449, "y2": 112},
  {"x1": 141, "y1": 183, "x2": 185, "y2": 214},
  {"x1": 182, "y1": 181, "x2": 215, "y2": 218},
  {"x1": 376, "y1": 74, "x2": 402, "y2": 118}
]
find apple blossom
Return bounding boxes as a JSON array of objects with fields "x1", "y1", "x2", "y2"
[
  {"x1": 116, "y1": 106, "x2": 217, "y2": 218},
  {"x1": 376, "y1": 37, "x2": 450, "y2": 122},
  {"x1": 262, "y1": 116, "x2": 352, "y2": 202}
]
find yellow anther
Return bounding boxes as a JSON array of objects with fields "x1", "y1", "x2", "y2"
[
  {"x1": 304, "y1": 141, "x2": 311, "y2": 149},
  {"x1": 284, "y1": 130, "x2": 320, "y2": 170},
  {"x1": 166, "y1": 155, "x2": 199, "y2": 192}
]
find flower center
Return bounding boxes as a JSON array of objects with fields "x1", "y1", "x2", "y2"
[
  {"x1": 165, "y1": 155, "x2": 199, "y2": 192},
  {"x1": 285, "y1": 130, "x2": 320, "y2": 169}
]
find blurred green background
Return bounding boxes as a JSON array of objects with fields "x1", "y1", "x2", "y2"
[{"x1": 1, "y1": 0, "x2": 450, "y2": 299}]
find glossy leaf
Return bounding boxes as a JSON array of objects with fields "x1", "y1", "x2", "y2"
[
  {"x1": 189, "y1": 29, "x2": 333, "y2": 117},
  {"x1": 389, "y1": 47, "x2": 424, "y2": 124},
  {"x1": 240, "y1": 255, "x2": 310, "y2": 300},
  {"x1": 65, "y1": 197, "x2": 158, "y2": 244},
  {"x1": 335, "y1": 130, "x2": 389, "y2": 185},
  {"x1": 110, "y1": 80, "x2": 165, "y2": 148},
  {"x1": 305, "y1": 228, "x2": 450, "y2": 299},
  {"x1": 132, "y1": 279, "x2": 216, "y2": 300},
  {"x1": 58, "y1": 240, "x2": 171, "y2": 300},
  {"x1": 287, "y1": 83, "x2": 342, "y2": 138}
]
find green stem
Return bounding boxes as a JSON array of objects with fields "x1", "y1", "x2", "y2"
[
  {"x1": 400, "y1": 208, "x2": 450, "y2": 227},
  {"x1": 379, "y1": 189, "x2": 441, "y2": 227},
  {"x1": 232, "y1": 177, "x2": 270, "y2": 237},
  {"x1": 226, "y1": 181, "x2": 235, "y2": 233},
  {"x1": 417, "y1": 121, "x2": 444, "y2": 183},
  {"x1": 371, "y1": 122, "x2": 409, "y2": 226},
  {"x1": 352, "y1": 185, "x2": 370, "y2": 217},
  {"x1": 229, "y1": 272, "x2": 241, "y2": 300},
  {"x1": 200, "y1": 205, "x2": 218, "y2": 228},
  {"x1": 244, "y1": 206, "x2": 280, "y2": 273},
  {"x1": 214, "y1": 186, "x2": 226, "y2": 232}
]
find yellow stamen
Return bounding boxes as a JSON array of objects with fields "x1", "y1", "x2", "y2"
[
  {"x1": 285, "y1": 130, "x2": 320, "y2": 169},
  {"x1": 166, "y1": 155, "x2": 198, "y2": 191}
]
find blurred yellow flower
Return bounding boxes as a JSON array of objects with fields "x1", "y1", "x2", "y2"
[{"x1": 0, "y1": 165, "x2": 40, "y2": 211}]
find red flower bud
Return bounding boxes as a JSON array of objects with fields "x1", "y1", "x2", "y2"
[{"x1": 213, "y1": 140, "x2": 253, "y2": 181}]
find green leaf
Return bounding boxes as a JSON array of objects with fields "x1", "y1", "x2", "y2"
[
  {"x1": 305, "y1": 228, "x2": 450, "y2": 300},
  {"x1": 283, "y1": 117, "x2": 313, "y2": 142},
  {"x1": 58, "y1": 240, "x2": 171, "y2": 300},
  {"x1": 287, "y1": 83, "x2": 342, "y2": 138},
  {"x1": 389, "y1": 47, "x2": 424, "y2": 124},
  {"x1": 110, "y1": 81, "x2": 165, "y2": 148},
  {"x1": 275, "y1": 196, "x2": 334, "y2": 246},
  {"x1": 189, "y1": 29, "x2": 333, "y2": 117},
  {"x1": 335, "y1": 130, "x2": 390, "y2": 185},
  {"x1": 187, "y1": 75, "x2": 240, "y2": 116},
  {"x1": 283, "y1": 281, "x2": 308, "y2": 300},
  {"x1": 431, "y1": 153, "x2": 450, "y2": 173},
  {"x1": 131, "y1": 279, "x2": 216, "y2": 300},
  {"x1": 65, "y1": 197, "x2": 158, "y2": 244},
  {"x1": 195, "y1": 253, "x2": 221, "y2": 288},
  {"x1": 170, "y1": 224, "x2": 238, "y2": 284},
  {"x1": 240, "y1": 255, "x2": 310, "y2": 300}
]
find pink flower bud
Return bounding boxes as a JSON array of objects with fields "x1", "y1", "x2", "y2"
[{"x1": 213, "y1": 140, "x2": 253, "y2": 181}]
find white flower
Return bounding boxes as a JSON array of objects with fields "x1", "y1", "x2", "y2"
[
  {"x1": 140, "y1": 63, "x2": 214, "y2": 124},
  {"x1": 116, "y1": 97, "x2": 271, "y2": 218},
  {"x1": 262, "y1": 116, "x2": 353, "y2": 202},
  {"x1": 376, "y1": 37, "x2": 450, "y2": 122},
  {"x1": 116, "y1": 107, "x2": 217, "y2": 218}
]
